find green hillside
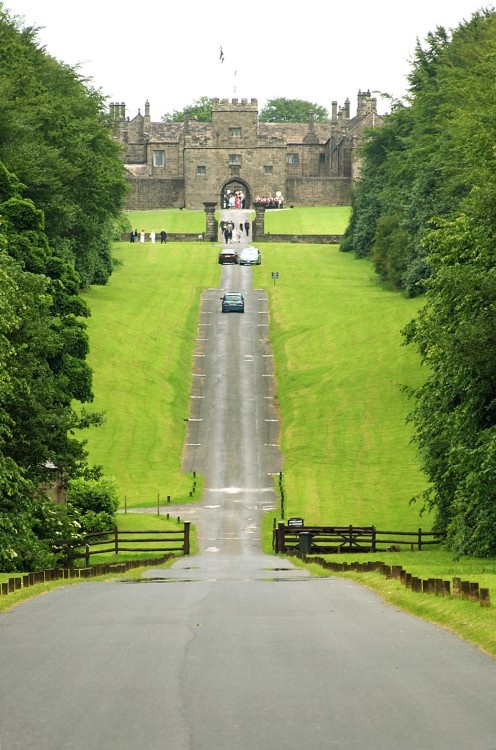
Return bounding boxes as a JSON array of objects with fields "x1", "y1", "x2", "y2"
[{"x1": 81, "y1": 219, "x2": 428, "y2": 530}]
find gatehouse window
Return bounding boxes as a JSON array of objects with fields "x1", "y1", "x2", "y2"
[
  {"x1": 196, "y1": 165, "x2": 206, "y2": 175},
  {"x1": 286, "y1": 153, "x2": 299, "y2": 165},
  {"x1": 264, "y1": 165, "x2": 273, "y2": 174},
  {"x1": 229, "y1": 154, "x2": 242, "y2": 165},
  {"x1": 229, "y1": 127, "x2": 241, "y2": 138},
  {"x1": 320, "y1": 153, "x2": 326, "y2": 163},
  {"x1": 153, "y1": 150, "x2": 165, "y2": 167}
]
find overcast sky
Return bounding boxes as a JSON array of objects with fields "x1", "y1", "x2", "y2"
[{"x1": 5, "y1": 0, "x2": 492, "y2": 120}]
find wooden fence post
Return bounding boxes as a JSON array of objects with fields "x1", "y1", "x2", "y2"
[
  {"x1": 418, "y1": 527, "x2": 422, "y2": 551},
  {"x1": 184, "y1": 522, "x2": 191, "y2": 555},
  {"x1": 277, "y1": 522, "x2": 286, "y2": 553},
  {"x1": 480, "y1": 588, "x2": 490, "y2": 607},
  {"x1": 114, "y1": 527, "x2": 119, "y2": 555}
]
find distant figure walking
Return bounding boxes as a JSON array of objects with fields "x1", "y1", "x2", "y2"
[
  {"x1": 160, "y1": 229, "x2": 167, "y2": 244},
  {"x1": 244, "y1": 220, "x2": 250, "y2": 236},
  {"x1": 130, "y1": 230, "x2": 135, "y2": 243},
  {"x1": 140, "y1": 229, "x2": 146, "y2": 243},
  {"x1": 150, "y1": 231, "x2": 156, "y2": 244}
]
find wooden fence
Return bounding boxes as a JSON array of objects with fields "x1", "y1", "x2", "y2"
[
  {"x1": 0, "y1": 556, "x2": 174, "y2": 598},
  {"x1": 291, "y1": 555, "x2": 490, "y2": 607},
  {"x1": 273, "y1": 523, "x2": 446, "y2": 554},
  {"x1": 63, "y1": 524, "x2": 191, "y2": 567}
]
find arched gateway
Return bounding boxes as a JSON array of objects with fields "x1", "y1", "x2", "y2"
[{"x1": 220, "y1": 178, "x2": 251, "y2": 209}]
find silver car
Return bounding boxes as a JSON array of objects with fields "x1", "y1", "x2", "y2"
[{"x1": 238, "y1": 246, "x2": 261, "y2": 265}]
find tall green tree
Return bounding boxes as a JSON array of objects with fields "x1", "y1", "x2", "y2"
[
  {"x1": 400, "y1": 10, "x2": 496, "y2": 555},
  {"x1": 0, "y1": 160, "x2": 104, "y2": 570},
  {"x1": 0, "y1": 7, "x2": 127, "y2": 286},
  {"x1": 259, "y1": 98, "x2": 329, "y2": 122},
  {"x1": 343, "y1": 9, "x2": 496, "y2": 554},
  {"x1": 161, "y1": 96, "x2": 213, "y2": 122}
]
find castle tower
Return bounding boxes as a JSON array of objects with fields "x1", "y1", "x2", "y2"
[{"x1": 211, "y1": 98, "x2": 259, "y2": 148}]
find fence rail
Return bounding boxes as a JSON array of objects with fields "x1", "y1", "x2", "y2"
[
  {"x1": 274, "y1": 523, "x2": 446, "y2": 554},
  {"x1": 62, "y1": 524, "x2": 190, "y2": 567}
]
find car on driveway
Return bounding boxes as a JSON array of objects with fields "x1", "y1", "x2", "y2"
[
  {"x1": 239, "y1": 246, "x2": 261, "y2": 265},
  {"x1": 218, "y1": 249, "x2": 239, "y2": 264},
  {"x1": 221, "y1": 292, "x2": 245, "y2": 313}
]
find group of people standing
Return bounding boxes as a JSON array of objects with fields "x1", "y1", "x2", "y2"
[
  {"x1": 220, "y1": 219, "x2": 250, "y2": 244},
  {"x1": 222, "y1": 189, "x2": 246, "y2": 209},
  {"x1": 254, "y1": 191, "x2": 284, "y2": 209},
  {"x1": 130, "y1": 229, "x2": 167, "y2": 244}
]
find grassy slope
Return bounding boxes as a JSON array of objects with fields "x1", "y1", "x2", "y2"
[
  {"x1": 253, "y1": 243, "x2": 428, "y2": 530},
  {"x1": 81, "y1": 242, "x2": 219, "y2": 504}
]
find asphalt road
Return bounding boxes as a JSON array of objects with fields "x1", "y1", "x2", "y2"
[{"x1": 1, "y1": 260, "x2": 496, "y2": 750}]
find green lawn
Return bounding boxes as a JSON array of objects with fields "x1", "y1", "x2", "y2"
[
  {"x1": 80, "y1": 241, "x2": 218, "y2": 504},
  {"x1": 124, "y1": 206, "x2": 351, "y2": 236},
  {"x1": 253, "y1": 243, "x2": 428, "y2": 531}
]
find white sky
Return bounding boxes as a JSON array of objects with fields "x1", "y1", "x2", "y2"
[{"x1": 5, "y1": 0, "x2": 492, "y2": 120}]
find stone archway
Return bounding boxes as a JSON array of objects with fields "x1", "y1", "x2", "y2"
[{"x1": 220, "y1": 178, "x2": 251, "y2": 209}]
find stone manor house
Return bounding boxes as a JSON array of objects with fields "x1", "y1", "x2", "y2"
[{"x1": 110, "y1": 91, "x2": 383, "y2": 211}]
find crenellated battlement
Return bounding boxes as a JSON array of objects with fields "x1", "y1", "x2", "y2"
[{"x1": 211, "y1": 97, "x2": 258, "y2": 109}]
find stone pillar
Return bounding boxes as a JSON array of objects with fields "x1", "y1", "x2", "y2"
[
  {"x1": 203, "y1": 202, "x2": 218, "y2": 241},
  {"x1": 253, "y1": 202, "x2": 266, "y2": 240}
]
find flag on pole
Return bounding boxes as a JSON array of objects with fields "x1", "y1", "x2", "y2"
[{"x1": 219, "y1": 46, "x2": 224, "y2": 63}]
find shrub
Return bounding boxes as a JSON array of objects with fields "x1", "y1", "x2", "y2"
[{"x1": 67, "y1": 476, "x2": 119, "y2": 534}]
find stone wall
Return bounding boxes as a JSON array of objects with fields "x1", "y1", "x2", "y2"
[
  {"x1": 124, "y1": 177, "x2": 184, "y2": 210},
  {"x1": 284, "y1": 177, "x2": 351, "y2": 206}
]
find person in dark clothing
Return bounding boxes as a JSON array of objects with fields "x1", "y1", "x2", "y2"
[
  {"x1": 130, "y1": 230, "x2": 135, "y2": 243},
  {"x1": 244, "y1": 220, "x2": 250, "y2": 236},
  {"x1": 160, "y1": 229, "x2": 167, "y2": 244}
]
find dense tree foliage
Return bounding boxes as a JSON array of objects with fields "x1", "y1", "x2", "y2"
[
  {"x1": 345, "y1": 9, "x2": 496, "y2": 555},
  {"x1": 160, "y1": 96, "x2": 330, "y2": 124},
  {"x1": 0, "y1": 6, "x2": 126, "y2": 570},
  {"x1": 161, "y1": 96, "x2": 213, "y2": 122},
  {"x1": 0, "y1": 160, "x2": 107, "y2": 570},
  {"x1": 259, "y1": 98, "x2": 329, "y2": 122},
  {"x1": 0, "y1": 7, "x2": 127, "y2": 286}
]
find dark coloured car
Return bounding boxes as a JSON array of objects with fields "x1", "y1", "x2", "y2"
[
  {"x1": 239, "y1": 246, "x2": 261, "y2": 265},
  {"x1": 218, "y1": 249, "x2": 239, "y2": 264},
  {"x1": 221, "y1": 292, "x2": 245, "y2": 313}
]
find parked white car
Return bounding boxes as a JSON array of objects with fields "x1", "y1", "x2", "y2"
[{"x1": 239, "y1": 246, "x2": 261, "y2": 265}]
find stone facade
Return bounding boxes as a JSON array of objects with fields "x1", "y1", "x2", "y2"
[{"x1": 111, "y1": 92, "x2": 383, "y2": 210}]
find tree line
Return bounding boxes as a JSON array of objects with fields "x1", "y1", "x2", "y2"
[
  {"x1": 342, "y1": 8, "x2": 496, "y2": 557},
  {"x1": 0, "y1": 6, "x2": 127, "y2": 570}
]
